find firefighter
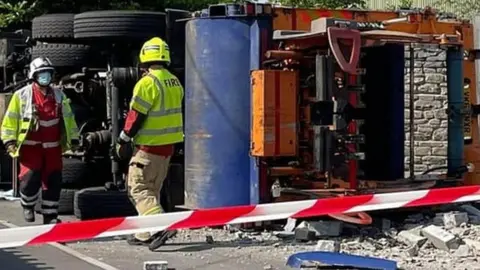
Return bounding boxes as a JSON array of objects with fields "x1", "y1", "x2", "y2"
[
  {"x1": 115, "y1": 37, "x2": 184, "y2": 250},
  {"x1": 1, "y1": 57, "x2": 79, "y2": 224}
]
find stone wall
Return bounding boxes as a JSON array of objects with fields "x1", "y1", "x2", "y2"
[{"x1": 404, "y1": 47, "x2": 448, "y2": 175}]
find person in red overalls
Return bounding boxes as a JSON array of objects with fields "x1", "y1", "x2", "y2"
[{"x1": 1, "y1": 57, "x2": 79, "y2": 224}]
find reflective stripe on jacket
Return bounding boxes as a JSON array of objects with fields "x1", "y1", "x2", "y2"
[
  {"x1": 0, "y1": 84, "x2": 79, "y2": 157},
  {"x1": 130, "y1": 69, "x2": 184, "y2": 146}
]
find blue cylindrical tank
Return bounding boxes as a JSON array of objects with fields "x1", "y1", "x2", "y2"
[{"x1": 185, "y1": 17, "x2": 265, "y2": 209}]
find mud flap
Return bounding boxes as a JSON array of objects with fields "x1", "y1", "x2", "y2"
[{"x1": 327, "y1": 27, "x2": 361, "y2": 74}]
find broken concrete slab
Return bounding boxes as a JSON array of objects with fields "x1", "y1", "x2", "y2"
[
  {"x1": 405, "y1": 244, "x2": 419, "y2": 257},
  {"x1": 284, "y1": 218, "x2": 297, "y2": 232},
  {"x1": 384, "y1": 228, "x2": 398, "y2": 238},
  {"x1": 224, "y1": 224, "x2": 241, "y2": 233},
  {"x1": 397, "y1": 230, "x2": 427, "y2": 247},
  {"x1": 443, "y1": 212, "x2": 469, "y2": 229},
  {"x1": 421, "y1": 225, "x2": 459, "y2": 251},
  {"x1": 315, "y1": 240, "x2": 340, "y2": 252},
  {"x1": 307, "y1": 221, "x2": 343, "y2": 237},
  {"x1": 453, "y1": 244, "x2": 471, "y2": 258},
  {"x1": 294, "y1": 227, "x2": 316, "y2": 242}
]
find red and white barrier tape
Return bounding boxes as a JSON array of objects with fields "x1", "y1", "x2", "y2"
[{"x1": 1, "y1": 185, "x2": 480, "y2": 249}]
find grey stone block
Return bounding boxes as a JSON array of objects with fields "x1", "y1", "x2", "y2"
[
  {"x1": 443, "y1": 211, "x2": 469, "y2": 228},
  {"x1": 294, "y1": 227, "x2": 316, "y2": 242},
  {"x1": 404, "y1": 244, "x2": 419, "y2": 257},
  {"x1": 454, "y1": 244, "x2": 471, "y2": 258},
  {"x1": 283, "y1": 218, "x2": 297, "y2": 232},
  {"x1": 397, "y1": 230, "x2": 427, "y2": 247},
  {"x1": 315, "y1": 240, "x2": 340, "y2": 252},
  {"x1": 421, "y1": 225, "x2": 459, "y2": 251},
  {"x1": 307, "y1": 221, "x2": 343, "y2": 237}
]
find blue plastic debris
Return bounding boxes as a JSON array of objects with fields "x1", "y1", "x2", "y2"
[{"x1": 286, "y1": 251, "x2": 397, "y2": 270}]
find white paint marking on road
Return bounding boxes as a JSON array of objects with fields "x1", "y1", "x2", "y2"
[{"x1": 0, "y1": 220, "x2": 119, "y2": 270}]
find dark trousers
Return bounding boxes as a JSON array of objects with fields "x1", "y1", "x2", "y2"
[{"x1": 18, "y1": 145, "x2": 62, "y2": 218}]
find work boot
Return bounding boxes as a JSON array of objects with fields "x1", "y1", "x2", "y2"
[
  {"x1": 43, "y1": 215, "x2": 62, "y2": 225},
  {"x1": 148, "y1": 230, "x2": 178, "y2": 251},
  {"x1": 126, "y1": 235, "x2": 151, "y2": 246},
  {"x1": 23, "y1": 208, "x2": 35, "y2": 223}
]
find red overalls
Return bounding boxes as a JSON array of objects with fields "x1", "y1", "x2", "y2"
[{"x1": 19, "y1": 84, "x2": 63, "y2": 218}]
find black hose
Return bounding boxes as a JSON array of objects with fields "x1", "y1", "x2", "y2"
[
  {"x1": 422, "y1": 166, "x2": 448, "y2": 175},
  {"x1": 111, "y1": 82, "x2": 121, "y2": 186},
  {"x1": 421, "y1": 166, "x2": 448, "y2": 175}
]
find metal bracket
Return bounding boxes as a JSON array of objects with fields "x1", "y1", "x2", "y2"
[
  {"x1": 327, "y1": 27, "x2": 361, "y2": 74},
  {"x1": 471, "y1": 104, "x2": 480, "y2": 116}
]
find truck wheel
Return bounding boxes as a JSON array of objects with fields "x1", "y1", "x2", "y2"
[
  {"x1": 34, "y1": 188, "x2": 76, "y2": 215},
  {"x1": 74, "y1": 187, "x2": 137, "y2": 220},
  {"x1": 32, "y1": 13, "x2": 75, "y2": 42},
  {"x1": 31, "y1": 43, "x2": 91, "y2": 67},
  {"x1": 62, "y1": 157, "x2": 89, "y2": 188},
  {"x1": 74, "y1": 10, "x2": 166, "y2": 40}
]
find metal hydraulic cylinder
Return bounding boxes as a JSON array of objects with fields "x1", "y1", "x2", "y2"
[
  {"x1": 313, "y1": 54, "x2": 333, "y2": 172},
  {"x1": 446, "y1": 47, "x2": 465, "y2": 175}
]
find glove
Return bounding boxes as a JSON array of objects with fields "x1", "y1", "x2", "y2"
[
  {"x1": 6, "y1": 143, "x2": 17, "y2": 155},
  {"x1": 114, "y1": 142, "x2": 133, "y2": 161},
  {"x1": 113, "y1": 131, "x2": 134, "y2": 161}
]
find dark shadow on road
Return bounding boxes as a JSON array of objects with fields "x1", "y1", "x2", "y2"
[{"x1": 0, "y1": 248, "x2": 54, "y2": 270}]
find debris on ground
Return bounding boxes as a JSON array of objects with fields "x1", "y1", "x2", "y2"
[{"x1": 163, "y1": 203, "x2": 480, "y2": 270}]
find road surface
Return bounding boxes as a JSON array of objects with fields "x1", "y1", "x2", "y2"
[{"x1": 0, "y1": 200, "x2": 289, "y2": 270}]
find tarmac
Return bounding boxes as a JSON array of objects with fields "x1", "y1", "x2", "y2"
[{"x1": 0, "y1": 200, "x2": 289, "y2": 270}]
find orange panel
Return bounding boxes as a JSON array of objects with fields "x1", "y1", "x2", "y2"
[
  {"x1": 273, "y1": 8, "x2": 354, "y2": 30},
  {"x1": 251, "y1": 70, "x2": 298, "y2": 157},
  {"x1": 272, "y1": 7, "x2": 466, "y2": 35}
]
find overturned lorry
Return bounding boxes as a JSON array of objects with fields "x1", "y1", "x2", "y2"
[{"x1": 1, "y1": 2, "x2": 480, "y2": 222}]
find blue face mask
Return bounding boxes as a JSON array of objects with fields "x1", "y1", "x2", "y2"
[{"x1": 36, "y1": 72, "x2": 52, "y2": 86}]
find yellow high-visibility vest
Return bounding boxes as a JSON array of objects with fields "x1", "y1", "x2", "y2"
[
  {"x1": 0, "y1": 85, "x2": 79, "y2": 157},
  {"x1": 130, "y1": 69, "x2": 184, "y2": 146}
]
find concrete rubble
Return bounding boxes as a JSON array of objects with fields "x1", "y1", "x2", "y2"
[{"x1": 162, "y1": 203, "x2": 480, "y2": 270}]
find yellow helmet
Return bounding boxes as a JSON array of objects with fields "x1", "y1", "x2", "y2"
[{"x1": 139, "y1": 37, "x2": 170, "y2": 65}]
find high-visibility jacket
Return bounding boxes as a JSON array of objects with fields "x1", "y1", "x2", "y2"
[
  {"x1": 1, "y1": 84, "x2": 79, "y2": 157},
  {"x1": 130, "y1": 69, "x2": 184, "y2": 146}
]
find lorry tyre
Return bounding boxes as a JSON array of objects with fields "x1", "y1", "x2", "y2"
[
  {"x1": 73, "y1": 10, "x2": 166, "y2": 40},
  {"x1": 74, "y1": 187, "x2": 137, "y2": 220},
  {"x1": 31, "y1": 43, "x2": 91, "y2": 67},
  {"x1": 34, "y1": 189, "x2": 76, "y2": 215},
  {"x1": 32, "y1": 13, "x2": 75, "y2": 41},
  {"x1": 62, "y1": 157, "x2": 89, "y2": 188}
]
